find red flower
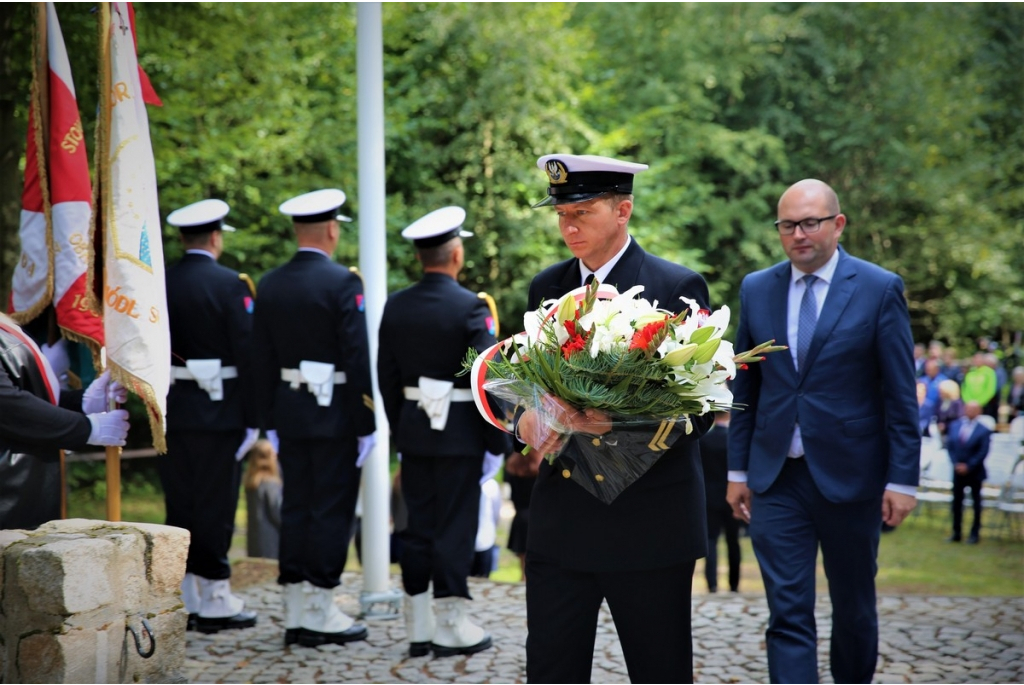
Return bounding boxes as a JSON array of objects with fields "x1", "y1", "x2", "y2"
[
  {"x1": 629, "y1": 319, "x2": 667, "y2": 352},
  {"x1": 561, "y1": 320, "x2": 589, "y2": 360}
]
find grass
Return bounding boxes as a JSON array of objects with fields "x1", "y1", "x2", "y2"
[{"x1": 67, "y1": 470, "x2": 1024, "y2": 598}]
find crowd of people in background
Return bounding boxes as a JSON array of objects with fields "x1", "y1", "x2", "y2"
[{"x1": 915, "y1": 337, "x2": 1024, "y2": 436}]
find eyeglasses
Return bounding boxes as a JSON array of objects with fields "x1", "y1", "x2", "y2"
[{"x1": 774, "y1": 215, "x2": 837, "y2": 235}]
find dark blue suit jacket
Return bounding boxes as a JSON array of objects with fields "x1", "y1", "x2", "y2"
[
  {"x1": 728, "y1": 247, "x2": 920, "y2": 503},
  {"x1": 946, "y1": 418, "x2": 990, "y2": 480}
]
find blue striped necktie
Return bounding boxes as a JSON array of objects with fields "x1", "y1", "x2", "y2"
[{"x1": 797, "y1": 274, "x2": 819, "y2": 371}]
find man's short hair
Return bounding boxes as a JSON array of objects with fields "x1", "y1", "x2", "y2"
[{"x1": 418, "y1": 239, "x2": 459, "y2": 268}]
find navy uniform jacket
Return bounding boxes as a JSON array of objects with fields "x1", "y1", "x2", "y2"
[
  {"x1": 377, "y1": 272, "x2": 510, "y2": 457},
  {"x1": 525, "y1": 238, "x2": 713, "y2": 572},
  {"x1": 728, "y1": 247, "x2": 920, "y2": 502},
  {"x1": 252, "y1": 251, "x2": 375, "y2": 440},
  {"x1": 166, "y1": 253, "x2": 256, "y2": 432}
]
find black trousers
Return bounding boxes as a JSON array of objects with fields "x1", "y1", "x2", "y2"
[
  {"x1": 159, "y1": 430, "x2": 243, "y2": 580},
  {"x1": 951, "y1": 471, "x2": 983, "y2": 538},
  {"x1": 705, "y1": 504, "x2": 741, "y2": 592},
  {"x1": 399, "y1": 453, "x2": 481, "y2": 598},
  {"x1": 277, "y1": 436, "x2": 360, "y2": 589},
  {"x1": 525, "y1": 557, "x2": 696, "y2": 684}
]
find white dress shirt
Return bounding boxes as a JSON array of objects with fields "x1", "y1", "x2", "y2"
[{"x1": 579, "y1": 236, "x2": 632, "y2": 287}]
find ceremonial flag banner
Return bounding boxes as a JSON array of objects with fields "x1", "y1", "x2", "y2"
[
  {"x1": 90, "y1": 1, "x2": 170, "y2": 452},
  {"x1": 10, "y1": 2, "x2": 103, "y2": 359}
]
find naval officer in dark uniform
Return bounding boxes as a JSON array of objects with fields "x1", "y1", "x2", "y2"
[
  {"x1": 377, "y1": 207, "x2": 510, "y2": 658},
  {"x1": 252, "y1": 189, "x2": 376, "y2": 647},
  {"x1": 515, "y1": 154, "x2": 713, "y2": 683},
  {"x1": 162, "y1": 199, "x2": 258, "y2": 633}
]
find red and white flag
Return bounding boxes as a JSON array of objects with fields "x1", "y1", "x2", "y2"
[
  {"x1": 10, "y1": 3, "x2": 103, "y2": 356},
  {"x1": 91, "y1": 1, "x2": 170, "y2": 452}
]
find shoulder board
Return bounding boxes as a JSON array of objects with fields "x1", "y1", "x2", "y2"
[
  {"x1": 238, "y1": 273, "x2": 257, "y2": 298},
  {"x1": 477, "y1": 291, "x2": 499, "y2": 337},
  {"x1": 349, "y1": 266, "x2": 365, "y2": 284}
]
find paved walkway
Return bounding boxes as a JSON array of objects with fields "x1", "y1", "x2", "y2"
[{"x1": 185, "y1": 573, "x2": 1024, "y2": 684}]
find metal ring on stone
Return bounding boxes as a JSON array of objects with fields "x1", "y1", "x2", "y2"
[{"x1": 126, "y1": 618, "x2": 156, "y2": 659}]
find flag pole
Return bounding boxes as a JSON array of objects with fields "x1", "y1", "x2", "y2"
[{"x1": 95, "y1": 3, "x2": 121, "y2": 522}]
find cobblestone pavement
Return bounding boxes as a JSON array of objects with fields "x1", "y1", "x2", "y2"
[{"x1": 186, "y1": 573, "x2": 1024, "y2": 684}]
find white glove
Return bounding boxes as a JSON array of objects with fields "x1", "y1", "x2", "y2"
[
  {"x1": 481, "y1": 451, "x2": 503, "y2": 485},
  {"x1": 397, "y1": 452, "x2": 402, "y2": 463},
  {"x1": 235, "y1": 428, "x2": 260, "y2": 461},
  {"x1": 82, "y1": 370, "x2": 128, "y2": 415},
  {"x1": 86, "y1": 409, "x2": 130, "y2": 447},
  {"x1": 42, "y1": 340, "x2": 70, "y2": 380},
  {"x1": 266, "y1": 429, "x2": 280, "y2": 454},
  {"x1": 356, "y1": 433, "x2": 376, "y2": 468}
]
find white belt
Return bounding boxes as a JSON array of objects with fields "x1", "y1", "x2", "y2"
[
  {"x1": 282, "y1": 362, "x2": 347, "y2": 407},
  {"x1": 170, "y1": 360, "x2": 237, "y2": 401},
  {"x1": 403, "y1": 387, "x2": 474, "y2": 402},
  {"x1": 281, "y1": 368, "x2": 348, "y2": 386},
  {"x1": 170, "y1": 365, "x2": 239, "y2": 382},
  {"x1": 405, "y1": 377, "x2": 472, "y2": 431}
]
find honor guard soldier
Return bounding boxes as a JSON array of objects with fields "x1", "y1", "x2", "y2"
[
  {"x1": 162, "y1": 199, "x2": 259, "y2": 633},
  {"x1": 377, "y1": 206, "x2": 510, "y2": 658},
  {"x1": 515, "y1": 155, "x2": 713, "y2": 683},
  {"x1": 252, "y1": 189, "x2": 376, "y2": 648}
]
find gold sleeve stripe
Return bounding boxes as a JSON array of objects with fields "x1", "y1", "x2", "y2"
[{"x1": 362, "y1": 394, "x2": 375, "y2": 411}]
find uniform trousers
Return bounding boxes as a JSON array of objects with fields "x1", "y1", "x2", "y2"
[
  {"x1": 399, "y1": 453, "x2": 480, "y2": 598},
  {"x1": 750, "y1": 457, "x2": 881, "y2": 684},
  {"x1": 158, "y1": 430, "x2": 244, "y2": 580},
  {"x1": 525, "y1": 557, "x2": 696, "y2": 684},
  {"x1": 277, "y1": 436, "x2": 360, "y2": 589}
]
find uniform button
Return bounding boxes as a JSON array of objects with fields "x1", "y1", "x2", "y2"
[
  {"x1": 562, "y1": 469, "x2": 571, "y2": 479},
  {"x1": 591, "y1": 437, "x2": 601, "y2": 446},
  {"x1": 595, "y1": 474, "x2": 605, "y2": 482}
]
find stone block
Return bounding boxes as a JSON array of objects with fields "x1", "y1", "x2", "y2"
[
  {"x1": 119, "y1": 608, "x2": 187, "y2": 684},
  {"x1": 16, "y1": 537, "x2": 115, "y2": 615},
  {"x1": 125, "y1": 522, "x2": 189, "y2": 596}
]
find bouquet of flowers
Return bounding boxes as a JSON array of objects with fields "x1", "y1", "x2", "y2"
[{"x1": 465, "y1": 279, "x2": 784, "y2": 503}]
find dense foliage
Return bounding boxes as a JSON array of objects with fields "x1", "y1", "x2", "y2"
[{"x1": 1, "y1": 2, "x2": 1021, "y2": 356}]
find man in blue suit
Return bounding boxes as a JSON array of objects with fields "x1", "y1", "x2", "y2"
[
  {"x1": 727, "y1": 179, "x2": 920, "y2": 683},
  {"x1": 945, "y1": 401, "x2": 991, "y2": 544}
]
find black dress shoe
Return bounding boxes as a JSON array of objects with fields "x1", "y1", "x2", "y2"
[
  {"x1": 967, "y1": 534, "x2": 980, "y2": 544},
  {"x1": 431, "y1": 634, "x2": 493, "y2": 657},
  {"x1": 284, "y1": 628, "x2": 300, "y2": 646},
  {"x1": 195, "y1": 611, "x2": 258, "y2": 634},
  {"x1": 186, "y1": 613, "x2": 198, "y2": 631},
  {"x1": 296, "y1": 623, "x2": 369, "y2": 647},
  {"x1": 409, "y1": 641, "x2": 431, "y2": 657},
  {"x1": 946, "y1": 535, "x2": 962, "y2": 543}
]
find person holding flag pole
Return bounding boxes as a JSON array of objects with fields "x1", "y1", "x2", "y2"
[{"x1": 7, "y1": 2, "x2": 107, "y2": 522}]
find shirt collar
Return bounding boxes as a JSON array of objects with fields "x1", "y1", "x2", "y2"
[
  {"x1": 186, "y1": 249, "x2": 216, "y2": 260},
  {"x1": 298, "y1": 247, "x2": 332, "y2": 258},
  {"x1": 791, "y1": 247, "x2": 840, "y2": 286},
  {"x1": 580, "y1": 235, "x2": 632, "y2": 286}
]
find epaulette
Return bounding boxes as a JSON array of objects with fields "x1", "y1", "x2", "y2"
[
  {"x1": 478, "y1": 291, "x2": 499, "y2": 337},
  {"x1": 349, "y1": 266, "x2": 365, "y2": 284},
  {"x1": 238, "y1": 273, "x2": 257, "y2": 298}
]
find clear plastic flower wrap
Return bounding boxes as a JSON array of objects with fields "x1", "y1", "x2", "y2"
[{"x1": 464, "y1": 280, "x2": 786, "y2": 504}]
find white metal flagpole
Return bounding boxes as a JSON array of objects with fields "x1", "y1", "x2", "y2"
[{"x1": 356, "y1": 1, "x2": 400, "y2": 618}]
